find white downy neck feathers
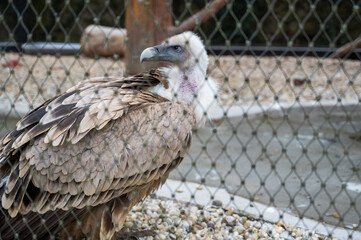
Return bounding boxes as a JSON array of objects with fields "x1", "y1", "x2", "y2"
[{"x1": 150, "y1": 32, "x2": 219, "y2": 126}]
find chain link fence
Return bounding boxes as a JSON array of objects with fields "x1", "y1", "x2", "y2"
[{"x1": 0, "y1": 0, "x2": 361, "y2": 239}]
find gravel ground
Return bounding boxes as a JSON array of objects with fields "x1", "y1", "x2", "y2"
[
  {"x1": 125, "y1": 196, "x2": 336, "y2": 240},
  {"x1": 210, "y1": 55, "x2": 361, "y2": 106},
  {"x1": 0, "y1": 53, "x2": 360, "y2": 109},
  {"x1": 0, "y1": 53, "x2": 125, "y2": 109}
]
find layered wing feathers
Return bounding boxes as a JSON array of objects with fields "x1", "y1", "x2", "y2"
[
  {"x1": 3, "y1": 102, "x2": 195, "y2": 218},
  {"x1": 0, "y1": 70, "x2": 167, "y2": 151}
]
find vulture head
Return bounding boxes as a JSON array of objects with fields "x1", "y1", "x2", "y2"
[
  {"x1": 141, "y1": 31, "x2": 218, "y2": 125},
  {"x1": 140, "y1": 31, "x2": 209, "y2": 74}
]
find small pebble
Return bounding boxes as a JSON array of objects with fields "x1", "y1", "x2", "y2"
[
  {"x1": 207, "y1": 221, "x2": 215, "y2": 228},
  {"x1": 123, "y1": 221, "x2": 133, "y2": 228},
  {"x1": 194, "y1": 224, "x2": 203, "y2": 231},
  {"x1": 244, "y1": 220, "x2": 252, "y2": 228},
  {"x1": 226, "y1": 207, "x2": 234, "y2": 216},
  {"x1": 212, "y1": 200, "x2": 223, "y2": 207},
  {"x1": 223, "y1": 216, "x2": 236, "y2": 226},
  {"x1": 253, "y1": 221, "x2": 261, "y2": 229},
  {"x1": 196, "y1": 185, "x2": 203, "y2": 190}
]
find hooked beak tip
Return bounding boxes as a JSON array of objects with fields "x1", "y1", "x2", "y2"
[{"x1": 140, "y1": 47, "x2": 156, "y2": 63}]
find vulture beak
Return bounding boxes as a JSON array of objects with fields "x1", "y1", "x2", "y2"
[{"x1": 140, "y1": 45, "x2": 178, "y2": 63}]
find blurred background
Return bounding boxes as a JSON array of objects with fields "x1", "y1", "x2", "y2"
[{"x1": 1, "y1": 0, "x2": 360, "y2": 48}]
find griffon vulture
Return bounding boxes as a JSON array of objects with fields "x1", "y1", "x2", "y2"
[{"x1": 0, "y1": 31, "x2": 219, "y2": 239}]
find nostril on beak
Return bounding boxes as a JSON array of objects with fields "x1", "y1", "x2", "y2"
[{"x1": 154, "y1": 46, "x2": 160, "y2": 53}]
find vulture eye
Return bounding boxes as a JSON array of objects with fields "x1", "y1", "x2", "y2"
[{"x1": 172, "y1": 45, "x2": 182, "y2": 52}]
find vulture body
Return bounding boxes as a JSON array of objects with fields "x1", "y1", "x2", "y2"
[{"x1": 0, "y1": 31, "x2": 218, "y2": 239}]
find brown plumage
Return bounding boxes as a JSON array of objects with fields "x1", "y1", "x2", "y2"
[
  {"x1": 0, "y1": 69, "x2": 195, "y2": 239},
  {"x1": 0, "y1": 31, "x2": 217, "y2": 239}
]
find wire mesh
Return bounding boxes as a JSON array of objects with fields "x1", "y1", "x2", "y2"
[{"x1": 0, "y1": 0, "x2": 360, "y2": 239}]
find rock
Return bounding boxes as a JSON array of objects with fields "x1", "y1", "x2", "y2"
[
  {"x1": 201, "y1": 222, "x2": 207, "y2": 228},
  {"x1": 260, "y1": 230, "x2": 268, "y2": 238},
  {"x1": 207, "y1": 207, "x2": 217, "y2": 212},
  {"x1": 190, "y1": 206, "x2": 198, "y2": 213},
  {"x1": 123, "y1": 221, "x2": 133, "y2": 228},
  {"x1": 174, "y1": 217, "x2": 181, "y2": 226},
  {"x1": 275, "y1": 226, "x2": 282, "y2": 234},
  {"x1": 190, "y1": 214, "x2": 198, "y2": 221},
  {"x1": 277, "y1": 221, "x2": 285, "y2": 229},
  {"x1": 156, "y1": 233, "x2": 167, "y2": 240},
  {"x1": 158, "y1": 224, "x2": 165, "y2": 230},
  {"x1": 280, "y1": 231, "x2": 291, "y2": 238},
  {"x1": 234, "y1": 225, "x2": 245, "y2": 234},
  {"x1": 222, "y1": 216, "x2": 236, "y2": 226},
  {"x1": 244, "y1": 220, "x2": 253, "y2": 229},
  {"x1": 182, "y1": 221, "x2": 190, "y2": 232},
  {"x1": 203, "y1": 210, "x2": 211, "y2": 220},
  {"x1": 189, "y1": 233, "x2": 197, "y2": 240},
  {"x1": 194, "y1": 224, "x2": 203, "y2": 231},
  {"x1": 168, "y1": 226, "x2": 176, "y2": 233},
  {"x1": 272, "y1": 228, "x2": 280, "y2": 238},
  {"x1": 166, "y1": 218, "x2": 173, "y2": 225},
  {"x1": 217, "y1": 209, "x2": 225, "y2": 217},
  {"x1": 226, "y1": 207, "x2": 234, "y2": 216},
  {"x1": 253, "y1": 221, "x2": 261, "y2": 229},
  {"x1": 215, "y1": 219, "x2": 223, "y2": 229},
  {"x1": 212, "y1": 200, "x2": 223, "y2": 207},
  {"x1": 207, "y1": 221, "x2": 215, "y2": 228}
]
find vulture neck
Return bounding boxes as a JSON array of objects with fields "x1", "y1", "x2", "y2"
[
  {"x1": 175, "y1": 68, "x2": 202, "y2": 103},
  {"x1": 153, "y1": 65, "x2": 218, "y2": 126}
]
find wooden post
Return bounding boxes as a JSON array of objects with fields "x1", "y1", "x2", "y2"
[{"x1": 125, "y1": 0, "x2": 173, "y2": 75}]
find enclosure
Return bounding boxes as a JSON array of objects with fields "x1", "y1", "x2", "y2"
[{"x1": 0, "y1": 0, "x2": 361, "y2": 239}]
